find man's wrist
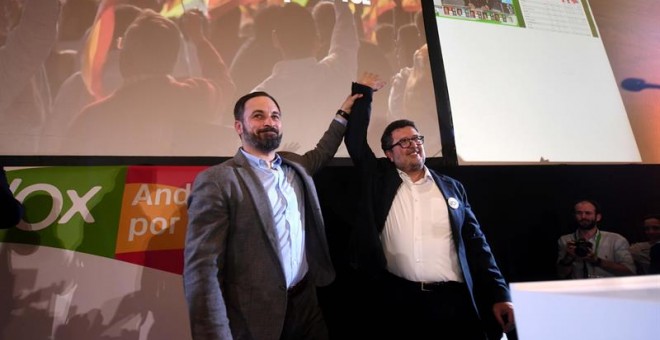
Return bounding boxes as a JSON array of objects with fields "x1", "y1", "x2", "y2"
[{"x1": 336, "y1": 109, "x2": 350, "y2": 120}]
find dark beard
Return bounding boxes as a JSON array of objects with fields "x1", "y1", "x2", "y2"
[
  {"x1": 243, "y1": 126, "x2": 282, "y2": 153},
  {"x1": 577, "y1": 219, "x2": 597, "y2": 230}
]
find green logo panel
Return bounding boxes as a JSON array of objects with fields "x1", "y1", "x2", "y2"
[{"x1": 2, "y1": 166, "x2": 127, "y2": 258}]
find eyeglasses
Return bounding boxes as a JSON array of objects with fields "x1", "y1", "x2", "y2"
[{"x1": 390, "y1": 135, "x2": 424, "y2": 150}]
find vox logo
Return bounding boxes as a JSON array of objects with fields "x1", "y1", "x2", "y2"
[
  {"x1": 10, "y1": 179, "x2": 102, "y2": 231},
  {"x1": 2, "y1": 166, "x2": 127, "y2": 257}
]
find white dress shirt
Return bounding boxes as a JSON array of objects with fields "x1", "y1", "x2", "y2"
[{"x1": 381, "y1": 167, "x2": 463, "y2": 282}]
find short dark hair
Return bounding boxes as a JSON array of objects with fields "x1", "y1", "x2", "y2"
[
  {"x1": 574, "y1": 199, "x2": 602, "y2": 215},
  {"x1": 253, "y1": 5, "x2": 282, "y2": 41},
  {"x1": 642, "y1": 212, "x2": 660, "y2": 222},
  {"x1": 113, "y1": 5, "x2": 143, "y2": 42},
  {"x1": 273, "y1": 3, "x2": 318, "y2": 58},
  {"x1": 119, "y1": 10, "x2": 181, "y2": 77},
  {"x1": 233, "y1": 91, "x2": 281, "y2": 121},
  {"x1": 375, "y1": 23, "x2": 395, "y2": 52},
  {"x1": 381, "y1": 119, "x2": 418, "y2": 152}
]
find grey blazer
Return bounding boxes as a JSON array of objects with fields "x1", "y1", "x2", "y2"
[{"x1": 184, "y1": 119, "x2": 345, "y2": 340}]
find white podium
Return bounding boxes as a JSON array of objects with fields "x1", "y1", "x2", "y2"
[{"x1": 510, "y1": 275, "x2": 660, "y2": 340}]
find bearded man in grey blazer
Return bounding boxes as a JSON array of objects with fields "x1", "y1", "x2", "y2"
[{"x1": 184, "y1": 86, "x2": 363, "y2": 340}]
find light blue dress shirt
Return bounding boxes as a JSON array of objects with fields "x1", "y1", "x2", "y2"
[{"x1": 241, "y1": 149, "x2": 308, "y2": 288}]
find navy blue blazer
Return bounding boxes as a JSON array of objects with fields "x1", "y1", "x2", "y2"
[{"x1": 344, "y1": 82, "x2": 511, "y2": 317}]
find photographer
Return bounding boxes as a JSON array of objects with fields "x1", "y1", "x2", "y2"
[{"x1": 557, "y1": 199, "x2": 635, "y2": 279}]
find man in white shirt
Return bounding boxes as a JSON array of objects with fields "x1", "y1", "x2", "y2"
[{"x1": 345, "y1": 75, "x2": 514, "y2": 340}]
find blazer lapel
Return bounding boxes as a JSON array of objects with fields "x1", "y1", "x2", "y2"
[
  {"x1": 432, "y1": 173, "x2": 461, "y2": 230},
  {"x1": 378, "y1": 166, "x2": 403, "y2": 232},
  {"x1": 280, "y1": 157, "x2": 316, "y2": 211},
  {"x1": 233, "y1": 151, "x2": 281, "y2": 257},
  {"x1": 432, "y1": 172, "x2": 468, "y2": 259}
]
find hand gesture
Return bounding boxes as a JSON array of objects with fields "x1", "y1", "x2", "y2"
[
  {"x1": 565, "y1": 240, "x2": 578, "y2": 257},
  {"x1": 357, "y1": 72, "x2": 386, "y2": 92},
  {"x1": 340, "y1": 93, "x2": 363, "y2": 114},
  {"x1": 180, "y1": 9, "x2": 208, "y2": 43},
  {"x1": 492, "y1": 301, "x2": 515, "y2": 334}
]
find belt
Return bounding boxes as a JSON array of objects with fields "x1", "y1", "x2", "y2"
[
  {"x1": 417, "y1": 281, "x2": 463, "y2": 292},
  {"x1": 387, "y1": 272, "x2": 464, "y2": 293}
]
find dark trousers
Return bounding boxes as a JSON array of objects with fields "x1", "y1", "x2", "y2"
[
  {"x1": 375, "y1": 272, "x2": 487, "y2": 340},
  {"x1": 280, "y1": 276, "x2": 329, "y2": 340}
]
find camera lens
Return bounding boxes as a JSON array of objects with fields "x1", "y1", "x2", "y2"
[{"x1": 574, "y1": 239, "x2": 592, "y2": 257}]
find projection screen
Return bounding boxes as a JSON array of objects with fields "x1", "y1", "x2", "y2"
[
  {"x1": 1, "y1": 0, "x2": 658, "y2": 164},
  {"x1": 422, "y1": 0, "x2": 656, "y2": 165}
]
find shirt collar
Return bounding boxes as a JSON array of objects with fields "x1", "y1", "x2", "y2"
[
  {"x1": 240, "y1": 148, "x2": 282, "y2": 170},
  {"x1": 396, "y1": 166, "x2": 432, "y2": 185}
]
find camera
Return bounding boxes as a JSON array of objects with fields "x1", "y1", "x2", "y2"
[{"x1": 574, "y1": 239, "x2": 593, "y2": 257}]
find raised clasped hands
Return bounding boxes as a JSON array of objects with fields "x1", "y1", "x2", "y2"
[
  {"x1": 357, "y1": 72, "x2": 387, "y2": 92},
  {"x1": 339, "y1": 72, "x2": 386, "y2": 115}
]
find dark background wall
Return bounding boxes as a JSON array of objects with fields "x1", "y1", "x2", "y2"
[{"x1": 313, "y1": 163, "x2": 660, "y2": 338}]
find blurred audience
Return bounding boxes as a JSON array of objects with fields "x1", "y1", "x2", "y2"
[
  {"x1": 0, "y1": 0, "x2": 60, "y2": 154},
  {"x1": 229, "y1": 4, "x2": 282, "y2": 97},
  {"x1": 42, "y1": 4, "x2": 144, "y2": 153},
  {"x1": 45, "y1": 0, "x2": 97, "y2": 98},
  {"x1": 312, "y1": 0, "x2": 336, "y2": 59},
  {"x1": 62, "y1": 9, "x2": 236, "y2": 155},
  {"x1": 388, "y1": 22, "x2": 423, "y2": 120},
  {"x1": 252, "y1": 0, "x2": 358, "y2": 153},
  {"x1": 375, "y1": 23, "x2": 396, "y2": 71},
  {"x1": 208, "y1": 4, "x2": 243, "y2": 71},
  {"x1": 401, "y1": 44, "x2": 442, "y2": 157}
]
